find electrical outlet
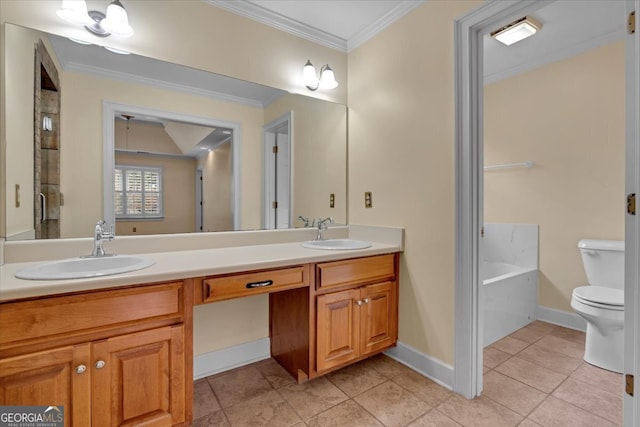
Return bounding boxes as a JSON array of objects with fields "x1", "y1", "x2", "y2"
[
  {"x1": 330, "y1": 193, "x2": 335, "y2": 208},
  {"x1": 365, "y1": 191, "x2": 372, "y2": 208}
]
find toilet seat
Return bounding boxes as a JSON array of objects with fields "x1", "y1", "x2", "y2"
[{"x1": 572, "y1": 286, "x2": 624, "y2": 311}]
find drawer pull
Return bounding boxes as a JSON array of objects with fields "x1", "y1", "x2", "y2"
[
  {"x1": 95, "y1": 360, "x2": 106, "y2": 369},
  {"x1": 75, "y1": 364, "x2": 87, "y2": 374},
  {"x1": 246, "y1": 280, "x2": 274, "y2": 289}
]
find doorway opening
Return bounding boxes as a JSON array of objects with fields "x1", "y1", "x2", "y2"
[{"x1": 263, "y1": 112, "x2": 292, "y2": 229}]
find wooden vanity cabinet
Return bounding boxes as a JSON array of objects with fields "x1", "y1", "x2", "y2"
[
  {"x1": 0, "y1": 281, "x2": 192, "y2": 427},
  {"x1": 314, "y1": 254, "x2": 399, "y2": 374}
]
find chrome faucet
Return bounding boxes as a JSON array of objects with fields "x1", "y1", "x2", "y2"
[
  {"x1": 315, "y1": 217, "x2": 334, "y2": 240},
  {"x1": 298, "y1": 216, "x2": 314, "y2": 228},
  {"x1": 90, "y1": 220, "x2": 115, "y2": 257}
]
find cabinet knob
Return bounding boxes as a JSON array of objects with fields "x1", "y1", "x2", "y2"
[
  {"x1": 363, "y1": 298, "x2": 370, "y2": 304},
  {"x1": 75, "y1": 364, "x2": 87, "y2": 374},
  {"x1": 95, "y1": 360, "x2": 106, "y2": 369},
  {"x1": 356, "y1": 300, "x2": 363, "y2": 306}
]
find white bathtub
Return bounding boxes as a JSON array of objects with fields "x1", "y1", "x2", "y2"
[{"x1": 482, "y1": 261, "x2": 538, "y2": 347}]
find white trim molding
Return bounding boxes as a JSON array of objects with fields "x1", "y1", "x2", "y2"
[
  {"x1": 194, "y1": 338, "x2": 271, "y2": 380},
  {"x1": 385, "y1": 342, "x2": 454, "y2": 390},
  {"x1": 65, "y1": 62, "x2": 266, "y2": 108},
  {"x1": 537, "y1": 306, "x2": 586, "y2": 332}
]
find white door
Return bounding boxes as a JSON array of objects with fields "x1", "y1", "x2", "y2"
[
  {"x1": 624, "y1": 0, "x2": 639, "y2": 422},
  {"x1": 263, "y1": 113, "x2": 292, "y2": 229}
]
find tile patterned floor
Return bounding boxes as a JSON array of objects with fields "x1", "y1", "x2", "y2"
[{"x1": 192, "y1": 321, "x2": 623, "y2": 426}]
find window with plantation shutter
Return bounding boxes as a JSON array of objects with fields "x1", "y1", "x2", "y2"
[{"x1": 114, "y1": 165, "x2": 163, "y2": 219}]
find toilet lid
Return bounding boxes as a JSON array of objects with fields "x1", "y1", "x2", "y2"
[{"x1": 573, "y1": 286, "x2": 624, "y2": 307}]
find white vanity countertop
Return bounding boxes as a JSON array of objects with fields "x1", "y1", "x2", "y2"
[{"x1": 0, "y1": 226, "x2": 403, "y2": 301}]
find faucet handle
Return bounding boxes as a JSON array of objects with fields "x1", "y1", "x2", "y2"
[{"x1": 318, "y1": 217, "x2": 334, "y2": 228}]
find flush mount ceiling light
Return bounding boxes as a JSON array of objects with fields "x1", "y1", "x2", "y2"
[
  {"x1": 491, "y1": 16, "x2": 541, "y2": 46},
  {"x1": 57, "y1": 0, "x2": 134, "y2": 38},
  {"x1": 303, "y1": 60, "x2": 338, "y2": 91}
]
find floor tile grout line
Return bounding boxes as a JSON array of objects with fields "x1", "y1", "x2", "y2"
[{"x1": 550, "y1": 375, "x2": 623, "y2": 425}]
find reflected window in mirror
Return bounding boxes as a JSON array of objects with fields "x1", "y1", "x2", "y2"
[{"x1": 114, "y1": 165, "x2": 163, "y2": 220}]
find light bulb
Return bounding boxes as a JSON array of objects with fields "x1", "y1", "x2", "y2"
[
  {"x1": 101, "y1": 0, "x2": 134, "y2": 37},
  {"x1": 56, "y1": 0, "x2": 92, "y2": 25},
  {"x1": 319, "y1": 66, "x2": 338, "y2": 90},
  {"x1": 302, "y1": 60, "x2": 317, "y2": 88}
]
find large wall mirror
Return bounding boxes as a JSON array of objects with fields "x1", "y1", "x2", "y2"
[{"x1": 3, "y1": 23, "x2": 347, "y2": 240}]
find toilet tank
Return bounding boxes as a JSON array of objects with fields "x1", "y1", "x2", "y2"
[{"x1": 578, "y1": 239, "x2": 625, "y2": 289}]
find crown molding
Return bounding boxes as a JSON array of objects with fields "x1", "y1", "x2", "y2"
[
  {"x1": 204, "y1": 0, "x2": 348, "y2": 52},
  {"x1": 63, "y1": 62, "x2": 266, "y2": 108},
  {"x1": 348, "y1": 0, "x2": 425, "y2": 51},
  {"x1": 204, "y1": 0, "x2": 425, "y2": 53}
]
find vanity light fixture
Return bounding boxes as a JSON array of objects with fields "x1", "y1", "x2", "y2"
[
  {"x1": 491, "y1": 16, "x2": 541, "y2": 46},
  {"x1": 57, "y1": 0, "x2": 134, "y2": 38},
  {"x1": 303, "y1": 60, "x2": 338, "y2": 91}
]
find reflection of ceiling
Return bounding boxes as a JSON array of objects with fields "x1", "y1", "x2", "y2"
[
  {"x1": 116, "y1": 117, "x2": 231, "y2": 158},
  {"x1": 48, "y1": 34, "x2": 286, "y2": 107},
  {"x1": 163, "y1": 122, "x2": 216, "y2": 156}
]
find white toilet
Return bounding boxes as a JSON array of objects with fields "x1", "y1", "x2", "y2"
[{"x1": 571, "y1": 239, "x2": 624, "y2": 373}]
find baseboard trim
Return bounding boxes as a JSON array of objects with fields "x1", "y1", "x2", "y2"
[
  {"x1": 538, "y1": 305, "x2": 586, "y2": 332},
  {"x1": 384, "y1": 341, "x2": 454, "y2": 390},
  {"x1": 193, "y1": 337, "x2": 271, "y2": 380}
]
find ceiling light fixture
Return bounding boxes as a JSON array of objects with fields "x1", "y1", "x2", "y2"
[
  {"x1": 491, "y1": 16, "x2": 541, "y2": 46},
  {"x1": 57, "y1": 0, "x2": 134, "y2": 38},
  {"x1": 303, "y1": 60, "x2": 338, "y2": 91}
]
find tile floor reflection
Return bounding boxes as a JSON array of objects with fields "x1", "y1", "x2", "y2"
[{"x1": 193, "y1": 321, "x2": 623, "y2": 426}]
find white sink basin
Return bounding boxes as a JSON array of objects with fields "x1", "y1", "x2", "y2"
[
  {"x1": 302, "y1": 239, "x2": 372, "y2": 250},
  {"x1": 15, "y1": 255, "x2": 155, "y2": 280}
]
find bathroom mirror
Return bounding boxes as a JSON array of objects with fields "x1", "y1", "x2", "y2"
[{"x1": 2, "y1": 23, "x2": 347, "y2": 240}]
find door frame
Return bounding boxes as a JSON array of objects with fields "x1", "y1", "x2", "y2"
[
  {"x1": 624, "y1": 0, "x2": 639, "y2": 423},
  {"x1": 453, "y1": 4, "x2": 639, "y2": 425},
  {"x1": 195, "y1": 168, "x2": 203, "y2": 232},
  {"x1": 102, "y1": 101, "x2": 242, "y2": 231}
]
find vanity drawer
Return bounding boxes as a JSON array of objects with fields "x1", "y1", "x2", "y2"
[
  {"x1": 0, "y1": 282, "x2": 184, "y2": 349},
  {"x1": 316, "y1": 254, "x2": 396, "y2": 291},
  {"x1": 201, "y1": 266, "x2": 308, "y2": 303}
]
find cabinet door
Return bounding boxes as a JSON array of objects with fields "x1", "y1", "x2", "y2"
[
  {"x1": 360, "y1": 282, "x2": 397, "y2": 356},
  {"x1": 92, "y1": 325, "x2": 185, "y2": 427},
  {"x1": 316, "y1": 288, "x2": 361, "y2": 372},
  {"x1": 0, "y1": 344, "x2": 91, "y2": 427}
]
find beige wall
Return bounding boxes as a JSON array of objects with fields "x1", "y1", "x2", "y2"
[
  {"x1": 265, "y1": 94, "x2": 348, "y2": 225},
  {"x1": 484, "y1": 41, "x2": 625, "y2": 313},
  {"x1": 114, "y1": 152, "x2": 197, "y2": 236},
  {"x1": 348, "y1": 0, "x2": 480, "y2": 365}
]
